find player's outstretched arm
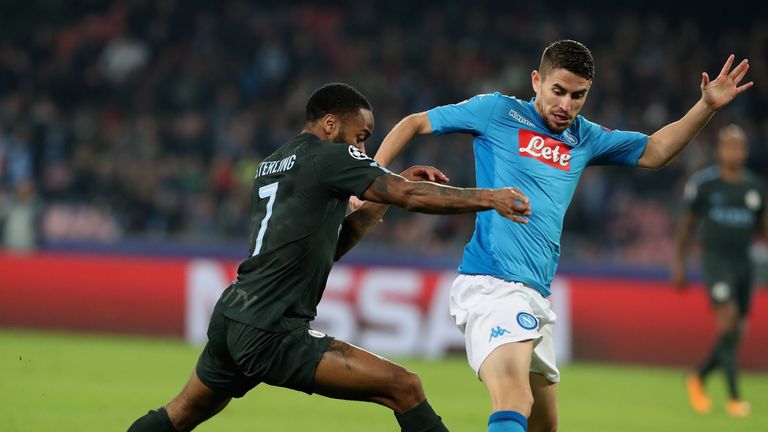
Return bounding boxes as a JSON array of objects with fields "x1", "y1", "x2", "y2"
[
  {"x1": 672, "y1": 210, "x2": 696, "y2": 291},
  {"x1": 374, "y1": 112, "x2": 432, "y2": 167},
  {"x1": 638, "y1": 55, "x2": 753, "y2": 169},
  {"x1": 362, "y1": 171, "x2": 531, "y2": 221},
  {"x1": 334, "y1": 166, "x2": 448, "y2": 261}
]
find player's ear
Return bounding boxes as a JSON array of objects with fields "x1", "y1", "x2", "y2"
[
  {"x1": 531, "y1": 70, "x2": 541, "y2": 93},
  {"x1": 321, "y1": 113, "x2": 338, "y2": 135}
]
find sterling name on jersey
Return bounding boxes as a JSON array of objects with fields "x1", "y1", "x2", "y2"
[
  {"x1": 215, "y1": 133, "x2": 388, "y2": 331},
  {"x1": 683, "y1": 166, "x2": 765, "y2": 258},
  {"x1": 428, "y1": 93, "x2": 648, "y2": 296}
]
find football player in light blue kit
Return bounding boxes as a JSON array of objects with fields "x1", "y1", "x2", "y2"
[{"x1": 374, "y1": 40, "x2": 752, "y2": 432}]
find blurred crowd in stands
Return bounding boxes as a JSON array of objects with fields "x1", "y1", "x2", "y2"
[{"x1": 0, "y1": 0, "x2": 765, "y2": 265}]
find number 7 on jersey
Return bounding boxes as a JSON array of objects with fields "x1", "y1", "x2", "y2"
[{"x1": 252, "y1": 182, "x2": 278, "y2": 256}]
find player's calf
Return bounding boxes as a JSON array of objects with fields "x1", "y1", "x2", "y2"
[
  {"x1": 380, "y1": 366, "x2": 426, "y2": 412},
  {"x1": 127, "y1": 407, "x2": 176, "y2": 432}
]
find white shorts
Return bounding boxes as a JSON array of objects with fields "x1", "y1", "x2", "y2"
[{"x1": 449, "y1": 274, "x2": 560, "y2": 383}]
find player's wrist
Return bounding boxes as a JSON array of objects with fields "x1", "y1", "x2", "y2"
[{"x1": 697, "y1": 97, "x2": 719, "y2": 114}]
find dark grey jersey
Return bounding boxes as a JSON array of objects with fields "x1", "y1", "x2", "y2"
[
  {"x1": 683, "y1": 166, "x2": 765, "y2": 259},
  {"x1": 216, "y1": 133, "x2": 388, "y2": 331}
]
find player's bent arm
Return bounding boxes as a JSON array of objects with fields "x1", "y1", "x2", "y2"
[
  {"x1": 334, "y1": 166, "x2": 450, "y2": 261},
  {"x1": 373, "y1": 112, "x2": 432, "y2": 167},
  {"x1": 334, "y1": 201, "x2": 389, "y2": 261},
  {"x1": 672, "y1": 210, "x2": 696, "y2": 288},
  {"x1": 674, "y1": 211, "x2": 696, "y2": 260},
  {"x1": 361, "y1": 173, "x2": 531, "y2": 222},
  {"x1": 639, "y1": 55, "x2": 752, "y2": 169}
]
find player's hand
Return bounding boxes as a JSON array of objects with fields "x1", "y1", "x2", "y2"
[
  {"x1": 348, "y1": 196, "x2": 364, "y2": 213},
  {"x1": 490, "y1": 187, "x2": 532, "y2": 224},
  {"x1": 700, "y1": 55, "x2": 753, "y2": 111},
  {"x1": 400, "y1": 165, "x2": 450, "y2": 184},
  {"x1": 671, "y1": 261, "x2": 688, "y2": 291}
]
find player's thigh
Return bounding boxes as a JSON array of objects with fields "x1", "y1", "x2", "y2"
[
  {"x1": 478, "y1": 340, "x2": 535, "y2": 413},
  {"x1": 313, "y1": 339, "x2": 424, "y2": 412},
  {"x1": 529, "y1": 372, "x2": 558, "y2": 432}
]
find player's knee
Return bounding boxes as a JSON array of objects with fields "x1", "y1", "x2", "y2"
[{"x1": 389, "y1": 367, "x2": 425, "y2": 410}]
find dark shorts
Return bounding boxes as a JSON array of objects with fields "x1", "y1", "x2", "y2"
[
  {"x1": 195, "y1": 310, "x2": 334, "y2": 398},
  {"x1": 702, "y1": 256, "x2": 754, "y2": 317}
]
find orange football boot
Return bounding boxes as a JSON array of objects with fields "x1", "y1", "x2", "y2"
[
  {"x1": 686, "y1": 374, "x2": 711, "y2": 413},
  {"x1": 726, "y1": 400, "x2": 750, "y2": 418}
]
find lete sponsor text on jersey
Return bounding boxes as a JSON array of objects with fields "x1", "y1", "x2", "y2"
[{"x1": 518, "y1": 130, "x2": 571, "y2": 171}]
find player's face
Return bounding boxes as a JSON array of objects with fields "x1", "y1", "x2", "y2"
[
  {"x1": 716, "y1": 132, "x2": 748, "y2": 169},
  {"x1": 331, "y1": 108, "x2": 374, "y2": 153},
  {"x1": 532, "y1": 68, "x2": 591, "y2": 133}
]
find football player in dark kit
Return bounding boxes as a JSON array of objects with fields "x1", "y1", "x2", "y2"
[
  {"x1": 673, "y1": 124, "x2": 766, "y2": 418},
  {"x1": 128, "y1": 83, "x2": 532, "y2": 432}
]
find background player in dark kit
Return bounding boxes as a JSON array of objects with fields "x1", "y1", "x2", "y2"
[{"x1": 674, "y1": 124, "x2": 766, "y2": 418}]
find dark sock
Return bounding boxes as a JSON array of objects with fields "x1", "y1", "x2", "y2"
[
  {"x1": 127, "y1": 407, "x2": 177, "y2": 432},
  {"x1": 717, "y1": 331, "x2": 741, "y2": 399},
  {"x1": 697, "y1": 336, "x2": 724, "y2": 380},
  {"x1": 394, "y1": 400, "x2": 449, "y2": 432}
]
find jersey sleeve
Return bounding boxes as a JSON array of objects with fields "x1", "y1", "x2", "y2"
[
  {"x1": 313, "y1": 144, "x2": 390, "y2": 199},
  {"x1": 583, "y1": 120, "x2": 648, "y2": 166},
  {"x1": 426, "y1": 93, "x2": 501, "y2": 136},
  {"x1": 681, "y1": 176, "x2": 706, "y2": 215}
]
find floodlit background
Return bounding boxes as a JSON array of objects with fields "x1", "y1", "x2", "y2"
[{"x1": 1, "y1": 1, "x2": 766, "y2": 431}]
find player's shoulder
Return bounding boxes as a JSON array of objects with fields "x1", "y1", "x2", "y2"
[
  {"x1": 572, "y1": 115, "x2": 609, "y2": 137},
  {"x1": 293, "y1": 134, "x2": 341, "y2": 156},
  {"x1": 456, "y1": 91, "x2": 504, "y2": 107},
  {"x1": 688, "y1": 166, "x2": 720, "y2": 187},
  {"x1": 310, "y1": 140, "x2": 374, "y2": 165}
]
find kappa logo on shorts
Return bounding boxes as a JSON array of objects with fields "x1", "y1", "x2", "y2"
[
  {"x1": 348, "y1": 145, "x2": 372, "y2": 161},
  {"x1": 488, "y1": 325, "x2": 511, "y2": 342},
  {"x1": 516, "y1": 312, "x2": 538, "y2": 330},
  {"x1": 308, "y1": 329, "x2": 327, "y2": 338}
]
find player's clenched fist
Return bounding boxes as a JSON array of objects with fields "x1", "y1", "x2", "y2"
[{"x1": 489, "y1": 187, "x2": 531, "y2": 223}]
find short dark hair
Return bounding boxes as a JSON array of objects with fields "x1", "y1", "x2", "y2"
[
  {"x1": 305, "y1": 83, "x2": 372, "y2": 121},
  {"x1": 540, "y1": 40, "x2": 594, "y2": 80}
]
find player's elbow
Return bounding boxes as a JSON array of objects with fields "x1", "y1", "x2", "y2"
[{"x1": 637, "y1": 141, "x2": 668, "y2": 170}]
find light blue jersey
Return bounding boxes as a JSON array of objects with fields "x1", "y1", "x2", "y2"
[{"x1": 427, "y1": 93, "x2": 648, "y2": 296}]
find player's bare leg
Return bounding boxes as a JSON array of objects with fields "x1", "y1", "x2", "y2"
[
  {"x1": 313, "y1": 339, "x2": 448, "y2": 431},
  {"x1": 480, "y1": 341, "x2": 535, "y2": 414},
  {"x1": 528, "y1": 372, "x2": 557, "y2": 432},
  {"x1": 479, "y1": 340, "x2": 534, "y2": 431},
  {"x1": 165, "y1": 371, "x2": 232, "y2": 431},
  {"x1": 127, "y1": 370, "x2": 231, "y2": 432}
]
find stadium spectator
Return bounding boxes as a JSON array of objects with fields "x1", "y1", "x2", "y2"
[{"x1": 0, "y1": 2, "x2": 765, "y2": 266}]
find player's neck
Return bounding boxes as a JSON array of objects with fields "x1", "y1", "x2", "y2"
[
  {"x1": 719, "y1": 165, "x2": 744, "y2": 183},
  {"x1": 301, "y1": 123, "x2": 331, "y2": 141}
]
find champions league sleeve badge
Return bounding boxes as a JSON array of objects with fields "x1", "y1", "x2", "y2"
[{"x1": 348, "y1": 145, "x2": 372, "y2": 160}]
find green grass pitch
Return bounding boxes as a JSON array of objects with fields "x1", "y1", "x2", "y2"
[{"x1": 2, "y1": 329, "x2": 767, "y2": 431}]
